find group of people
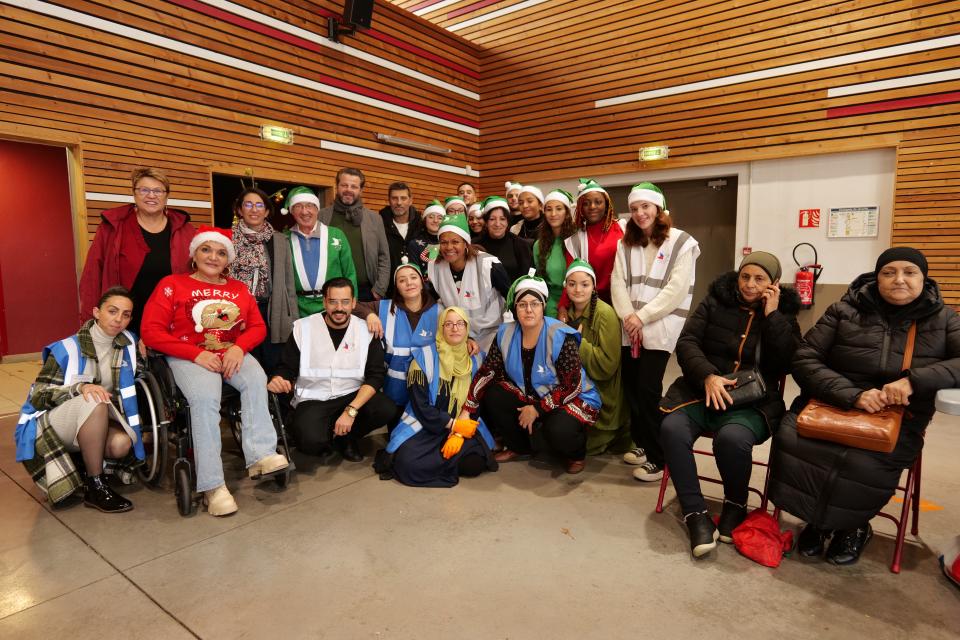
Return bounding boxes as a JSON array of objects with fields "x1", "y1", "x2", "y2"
[{"x1": 15, "y1": 167, "x2": 959, "y2": 570}]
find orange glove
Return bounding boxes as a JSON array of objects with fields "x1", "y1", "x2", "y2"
[
  {"x1": 441, "y1": 433, "x2": 464, "y2": 459},
  {"x1": 452, "y1": 418, "x2": 478, "y2": 439}
]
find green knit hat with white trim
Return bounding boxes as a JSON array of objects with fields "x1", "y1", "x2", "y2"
[
  {"x1": 438, "y1": 213, "x2": 472, "y2": 244},
  {"x1": 423, "y1": 199, "x2": 446, "y2": 219},
  {"x1": 394, "y1": 255, "x2": 423, "y2": 281},
  {"x1": 544, "y1": 188, "x2": 574, "y2": 211},
  {"x1": 506, "y1": 268, "x2": 549, "y2": 308},
  {"x1": 519, "y1": 184, "x2": 544, "y2": 204},
  {"x1": 481, "y1": 195, "x2": 510, "y2": 216},
  {"x1": 576, "y1": 178, "x2": 607, "y2": 200},
  {"x1": 444, "y1": 195, "x2": 467, "y2": 212},
  {"x1": 628, "y1": 182, "x2": 667, "y2": 212},
  {"x1": 468, "y1": 202, "x2": 482, "y2": 217},
  {"x1": 564, "y1": 258, "x2": 596, "y2": 282},
  {"x1": 281, "y1": 185, "x2": 320, "y2": 215},
  {"x1": 505, "y1": 180, "x2": 523, "y2": 196}
]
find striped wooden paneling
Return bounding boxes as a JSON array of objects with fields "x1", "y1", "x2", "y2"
[{"x1": 0, "y1": 0, "x2": 480, "y2": 248}]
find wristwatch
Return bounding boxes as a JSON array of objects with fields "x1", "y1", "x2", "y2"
[{"x1": 345, "y1": 405, "x2": 359, "y2": 418}]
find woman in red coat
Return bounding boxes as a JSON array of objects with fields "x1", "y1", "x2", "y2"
[{"x1": 79, "y1": 167, "x2": 197, "y2": 333}]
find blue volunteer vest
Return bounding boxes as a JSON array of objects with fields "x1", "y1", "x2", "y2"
[
  {"x1": 499, "y1": 317, "x2": 601, "y2": 410},
  {"x1": 386, "y1": 344, "x2": 493, "y2": 453},
  {"x1": 15, "y1": 332, "x2": 145, "y2": 462},
  {"x1": 379, "y1": 300, "x2": 440, "y2": 406}
]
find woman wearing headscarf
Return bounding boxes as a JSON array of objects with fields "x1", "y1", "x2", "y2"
[
  {"x1": 534, "y1": 189, "x2": 576, "y2": 318},
  {"x1": 382, "y1": 307, "x2": 498, "y2": 487},
  {"x1": 461, "y1": 271, "x2": 601, "y2": 474},
  {"x1": 659, "y1": 252, "x2": 801, "y2": 558},
  {"x1": 770, "y1": 247, "x2": 960, "y2": 565}
]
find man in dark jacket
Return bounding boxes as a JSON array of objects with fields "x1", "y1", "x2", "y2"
[
  {"x1": 319, "y1": 168, "x2": 390, "y2": 301},
  {"x1": 378, "y1": 181, "x2": 420, "y2": 295}
]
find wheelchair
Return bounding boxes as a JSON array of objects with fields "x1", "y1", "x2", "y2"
[{"x1": 134, "y1": 352, "x2": 295, "y2": 516}]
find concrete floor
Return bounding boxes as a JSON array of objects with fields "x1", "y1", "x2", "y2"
[{"x1": 1, "y1": 360, "x2": 958, "y2": 639}]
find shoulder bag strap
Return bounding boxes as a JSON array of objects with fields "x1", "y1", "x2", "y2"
[{"x1": 902, "y1": 321, "x2": 917, "y2": 370}]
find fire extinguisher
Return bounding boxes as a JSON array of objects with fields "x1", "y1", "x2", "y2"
[{"x1": 793, "y1": 243, "x2": 822, "y2": 310}]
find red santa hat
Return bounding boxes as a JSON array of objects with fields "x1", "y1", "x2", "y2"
[{"x1": 189, "y1": 226, "x2": 236, "y2": 263}]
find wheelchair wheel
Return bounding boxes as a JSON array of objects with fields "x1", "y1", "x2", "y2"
[
  {"x1": 135, "y1": 375, "x2": 168, "y2": 486},
  {"x1": 174, "y1": 461, "x2": 193, "y2": 516}
]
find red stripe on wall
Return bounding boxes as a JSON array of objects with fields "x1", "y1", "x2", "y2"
[
  {"x1": 408, "y1": 0, "x2": 445, "y2": 10},
  {"x1": 827, "y1": 91, "x2": 960, "y2": 118},
  {"x1": 366, "y1": 29, "x2": 480, "y2": 80},
  {"x1": 165, "y1": 0, "x2": 479, "y2": 127},
  {"x1": 447, "y1": 0, "x2": 501, "y2": 20}
]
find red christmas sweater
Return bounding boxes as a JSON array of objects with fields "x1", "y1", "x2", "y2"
[
  {"x1": 559, "y1": 220, "x2": 624, "y2": 309},
  {"x1": 141, "y1": 274, "x2": 266, "y2": 362}
]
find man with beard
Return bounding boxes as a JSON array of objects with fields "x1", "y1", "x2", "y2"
[
  {"x1": 319, "y1": 168, "x2": 390, "y2": 302},
  {"x1": 268, "y1": 277, "x2": 395, "y2": 462},
  {"x1": 378, "y1": 181, "x2": 420, "y2": 295}
]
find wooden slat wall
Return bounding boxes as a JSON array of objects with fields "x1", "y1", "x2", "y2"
[{"x1": 0, "y1": 0, "x2": 481, "y2": 245}]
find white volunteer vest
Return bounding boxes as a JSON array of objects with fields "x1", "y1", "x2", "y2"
[
  {"x1": 618, "y1": 227, "x2": 700, "y2": 352},
  {"x1": 427, "y1": 252, "x2": 504, "y2": 350},
  {"x1": 292, "y1": 314, "x2": 371, "y2": 405}
]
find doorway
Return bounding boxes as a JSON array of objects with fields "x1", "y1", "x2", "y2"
[
  {"x1": 211, "y1": 174, "x2": 328, "y2": 231},
  {"x1": 0, "y1": 139, "x2": 80, "y2": 357},
  {"x1": 608, "y1": 176, "x2": 738, "y2": 307}
]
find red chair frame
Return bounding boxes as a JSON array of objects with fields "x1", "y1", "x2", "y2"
[{"x1": 876, "y1": 452, "x2": 922, "y2": 574}]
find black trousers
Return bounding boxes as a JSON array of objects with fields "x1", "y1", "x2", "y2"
[
  {"x1": 660, "y1": 410, "x2": 758, "y2": 515},
  {"x1": 621, "y1": 346, "x2": 671, "y2": 466},
  {"x1": 292, "y1": 390, "x2": 395, "y2": 456},
  {"x1": 478, "y1": 384, "x2": 586, "y2": 461}
]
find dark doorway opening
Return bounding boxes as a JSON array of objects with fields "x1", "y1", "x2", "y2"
[
  {"x1": 608, "y1": 176, "x2": 738, "y2": 307},
  {"x1": 211, "y1": 174, "x2": 328, "y2": 231}
]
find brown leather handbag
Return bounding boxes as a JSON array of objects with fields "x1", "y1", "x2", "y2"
[{"x1": 796, "y1": 322, "x2": 917, "y2": 454}]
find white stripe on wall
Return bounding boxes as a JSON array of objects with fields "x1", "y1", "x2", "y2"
[
  {"x1": 320, "y1": 140, "x2": 480, "y2": 177},
  {"x1": 86, "y1": 192, "x2": 212, "y2": 209},
  {"x1": 595, "y1": 34, "x2": 960, "y2": 108},
  {"x1": 827, "y1": 68, "x2": 960, "y2": 98},
  {"x1": 447, "y1": 0, "x2": 551, "y2": 32},
  {"x1": 4, "y1": 0, "x2": 478, "y2": 135},
  {"x1": 413, "y1": 0, "x2": 460, "y2": 16},
  {"x1": 201, "y1": 0, "x2": 479, "y2": 100}
]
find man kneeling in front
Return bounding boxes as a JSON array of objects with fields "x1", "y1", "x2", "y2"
[{"x1": 268, "y1": 277, "x2": 395, "y2": 462}]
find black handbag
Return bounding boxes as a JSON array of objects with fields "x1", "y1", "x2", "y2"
[{"x1": 716, "y1": 339, "x2": 766, "y2": 410}]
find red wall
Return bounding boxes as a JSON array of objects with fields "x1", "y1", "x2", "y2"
[{"x1": 0, "y1": 140, "x2": 79, "y2": 355}]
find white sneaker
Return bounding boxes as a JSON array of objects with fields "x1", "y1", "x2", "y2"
[
  {"x1": 248, "y1": 453, "x2": 289, "y2": 479},
  {"x1": 632, "y1": 461, "x2": 664, "y2": 482},
  {"x1": 622, "y1": 447, "x2": 647, "y2": 465},
  {"x1": 203, "y1": 485, "x2": 238, "y2": 516}
]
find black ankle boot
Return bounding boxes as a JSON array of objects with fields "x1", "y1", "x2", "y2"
[
  {"x1": 684, "y1": 510, "x2": 718, "y2": 558},
  {"x1": 826, "y1": 524, "x2": 873, "y2": 566},
  {"x1": 717, "y1": 500, "x2": 748, "y2": 543},
  {"x1": 797, "y1": 523, "x2": 832, "y2": 557},
  {"x1": 83, "y1": 474, "x2": 133, "y2": 513}
]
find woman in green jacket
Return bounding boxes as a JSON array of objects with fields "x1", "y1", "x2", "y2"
[
  {"x1": 564, "y1": 259, "x2": 629, "y2": 454},
  {"x1": 533, "y1": 189, "x2": 575, "y2": 318}
]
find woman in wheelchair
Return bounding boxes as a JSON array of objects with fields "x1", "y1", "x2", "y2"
[
  {"x1": 658, "y1": 252, "x2": 800, "y2": 558},
  {"x1": 16, "y1": 287, "x2": 144, "y2": 513},
  {"x1": 141, "y1": 226, "x2": 288, "y2": 517}
]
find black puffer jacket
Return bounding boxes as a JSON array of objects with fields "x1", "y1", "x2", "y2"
[
  {"x1": 791, "y1": 272, "x2": 960, "y2": 428},
  {"x1": 660, "y1": 271, "x2": 802, "y2": 432}
]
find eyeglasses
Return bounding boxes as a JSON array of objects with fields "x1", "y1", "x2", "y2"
[
  {"x1": 135, "y1": 187, "x2": 167, "y2": 197},
  {"x1": 515, "y1": 301, "x2": 543, "y2": 311},
  {"x1": 443, "y1": 320, "x2": 467, "y2": 329},
  {"x1": 242, "y1": 202, "x2": 265, "y2": 211}
]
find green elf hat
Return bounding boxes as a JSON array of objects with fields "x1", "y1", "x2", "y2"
[
  {"x1": 505, "y1": 180, "x2": 523, "y2": 196},
  {"x1": 281, "y1": 185, "x2": 320, "y2": 215},
  {"x1": 506, "y1": 268, "x2": 550, "y2": 308},
  {"x1": 565, "y1": 258, "x2": 596, "y2": 283},
  {"x1": 468, "y1": 202, "x2": 482, "y2": 217},
  {"x1": 576, "y1": 178, "x2": 608, "y2": 200},
  {"x1": 544, "y1": 188, "x2": 574, "y2": 212},
  {"x1": 481, "y1": 195, "x2": 510, "y2": 216},
  {"x1": 519, "y1": 184, "x2": 544, "y2": 204},
  {"x1": 394, "y1": 255, "x2": 423, "y2": 281},
  {"x1": 423, "y1": 199, "x2": 446, "y2": 219},
  {"x1": 628, "y1": 182, "x2": 667, "y2": 212},
  {"x1": 444, "y1": 195, "x2": 467, "y2": 212},
  {"x1": 438, "y1": 213, "x2": 472, "y2": 244}
]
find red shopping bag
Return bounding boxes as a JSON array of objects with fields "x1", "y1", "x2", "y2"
[{"x1": 732, "y1": 509, "x2": 793, "y2": 568}]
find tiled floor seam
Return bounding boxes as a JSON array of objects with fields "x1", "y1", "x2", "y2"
[
  {"x1": 0, "y1": 465, "x2": 202, "y2": 638},
  {"x1": 119, "y1": 470, "x2": 381, "y2": 572}
]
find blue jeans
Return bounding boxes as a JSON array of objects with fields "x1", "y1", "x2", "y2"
[{"x1": 167, "y1": 355, "x2": 278, "y2": 492}]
